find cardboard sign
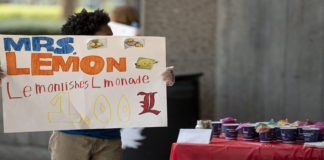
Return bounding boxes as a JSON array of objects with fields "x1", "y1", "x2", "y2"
[
  {"x1": 0, "y1": 35, "x2": 167, "y2": 133},
  {"x1": 176, "y1": 129, "x2": 212, "y2": 144}
]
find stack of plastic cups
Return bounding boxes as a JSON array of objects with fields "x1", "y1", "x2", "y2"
[
  {"x1": 303, "y1": 127, "x2": 320, "y2": 142},
  {"x1": 255, "y1": 122, "x2": 268, "y2": 141},
  {"x1": 211, "y1": 121, "x2": 222, "y2": 138},
  {"x1": 269, "y1": 125, "x2": 276, "y2": 141},
  {"x1": 317, "y1": 126, "x2": 324, "y2": 141},
  {"x1": 259, "y1": 126, "x2": 273, "y2": 143},
  {"x1": 319, "y1": 130, "x2": 324, "y2": 141},
  {"x1": 242, "y1": 124, "x2": 256, "y2": 141},
  {"x1": 254, "y1": 129, "x2": 260, "y2": 141},
  {"x1": 296, "y1": 126, "x2": 304, "y2": 143},
  {"x1": 280, "y1": 126, "x2": 297, "y2": 144},
  {"x1": 274, "y1": 126, "x2": 282, "y2": 142},
  {"x1": 223, "y1": 123, "x2": 239, "y2": 140}
]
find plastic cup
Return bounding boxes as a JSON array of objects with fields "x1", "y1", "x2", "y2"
[
  {"x1": 211, "y1": 121, "x2": 222, "y2": 138},
  {"x1": 242, "y1": 125, "x2": 255, "y2": 141},
  {"x1": 280, "y1": 126, "x2": 297, "y2": 144},
  {"x1": 268, "y1": 125, "x2": 276, "y2": 140},
  {"x1": 318, "y1": 127, "x2": 324, "y2": 141},
  {"x1": 220, "y1": 118, "x2": 237, "y2": 136},
  {"x1": 253, "y1": 127, "x2": 258, "y2": 140},
  {"x1": 221, "y1": 125, "x2": 226, "y2": 136},
  {"x1": 319, "y1": 133, "x2": 324, "y2": 141},
  {"x1": 274, "y1": 126, "x2": 282, "y2": 142},
  {"x1": 254, "y1": 129, "x2": 260, "y2": 140},
  {"x1": 259, "y1": 130, "x2": 272, "y2": 143},
  {"x1": 223, "y1": 123, "x2": 239, "y2": 140},
  {"x1": 296, "y1": 127, "x2": 304, "y2": 143},
  {"x1": 303, "y1": 128, "x2": 320, "y2": 142}
]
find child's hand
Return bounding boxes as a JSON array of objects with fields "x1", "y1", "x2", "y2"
[
  {"x1": 0, "y1": 67, "x2": 6, "y2": 86},
  {"x1": 162, "y1": 66, "x2": 175, "y2": 86}
]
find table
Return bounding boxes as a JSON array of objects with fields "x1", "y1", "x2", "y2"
[{"x1": 170, "y1": 136, "x2": 324, "y2": 160}]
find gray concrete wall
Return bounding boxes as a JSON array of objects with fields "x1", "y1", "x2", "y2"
[
  {"x1": 0, "y1": 1, "x2": 323, "y2": 159},
  {"x1": 215, "y1": 0, "x2": 324, "y2": 122},
  {"x1": 142, "y1": 0, "x2": 324, "y2": 122},
  {"x1": 141, "y1": 0, "x2": 217, "y2": 119}
]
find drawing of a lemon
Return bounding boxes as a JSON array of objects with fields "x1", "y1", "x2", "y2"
[
  {"x1": 127, "y1": 38, "x2": 134, "y2": 42},
  {"x1": 135, "y1": 57, "x2": 157, "y2": 70},
  {"x1": 88, "y1": 39, "x2": 106, "y2": 49},
  {"x1": 135, "y1": 43, "x2": 143, "y2": 47},
  {"x1": 90, "y1": 43, "x2": 96, "y2": 47}
]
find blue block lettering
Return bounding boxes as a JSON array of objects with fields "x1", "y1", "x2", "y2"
[
  {"x1": 4, "y1": 38, "x2": 31, "y2": 51},
  {"x1": 32, "y1": 37, "x2": 54, "y2": 52},
  {"x1": 54, "y1": 37, "x2": 74, "y2": 54}
]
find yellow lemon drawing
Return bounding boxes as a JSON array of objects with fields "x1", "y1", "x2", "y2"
[
  {"x1": 135, "y1": 43, "x2": 143, "y2": 47},
  {"x1": 90, "y1": 43, "x2": 96, "y2": 47},
  {"x1": 137, "y1": 59, "x2": 155, "y2": 68},
  {"x1": 97, "y1": 42, "x2": 103, "y2": 46},
  {"x1": 127, "y1": 38, "x2": 134, "y2": 42}
]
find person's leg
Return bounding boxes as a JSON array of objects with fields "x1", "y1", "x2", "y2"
[
  {"x1": 48, "y1": 131, "x2": 94, "y2": 160},
  {"x1": 90, "y1": 139, "x2": 122, "y2": 160}
]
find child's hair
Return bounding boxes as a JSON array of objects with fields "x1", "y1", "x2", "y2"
[{"x1": 61, "y1": 9, "x2": 110, "y2": 35}]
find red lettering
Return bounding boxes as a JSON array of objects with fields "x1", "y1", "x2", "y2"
[
  {"x1": 48, "y1": 84, "x2": 54, "y2": 92},
  {"x1": 104, "y1": 79, "x2": 114, "y2": 87},
  {"x1": 129, "y1": 78, "x2": 136, "y2": 84},
  {"x1": 7, "y1": 82, "x2": 22, "y2": 99},
  {"x1": 84, "y1": 81, "x2": 89, "y2": 89},
  {"x1": 137, "y1": 92, "x2": 160, "y2": 115},
  {"x1": 35, "y1": 83, "x2": 46, "y2": 94},
  {"x1": 53, "y1": 84, "x2": 60, "y2": 91},
  {"x1": 121, "y1": 78, "x2": 128, "y2": 86},
  {"x1": 142, "y1": 75, "x2": 150, "y2": 83},
  {"x1": 116, "y1": 78, "x2": 121, "y2": 86},
  {"x1": 23, "y1": 86, "x2": 32, "y2": 97},
  {"x1": 74, "y1": 81, "x2": 80, "y2": 89},
  {"x1": 92, "y1": 77, "x2": 101, "y2": 88}
]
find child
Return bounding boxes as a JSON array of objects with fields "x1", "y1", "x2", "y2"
[{"x1": 47, "y1": 9, "x2": 174, "y2": 160}]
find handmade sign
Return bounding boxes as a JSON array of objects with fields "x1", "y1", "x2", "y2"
[{"x1": 0, "y1": 35, "x2": 167, "y2": 133}]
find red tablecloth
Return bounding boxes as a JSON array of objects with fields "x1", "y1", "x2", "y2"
[{"x1": 170, "y1": 136, "x2": 324, "y2": 160}]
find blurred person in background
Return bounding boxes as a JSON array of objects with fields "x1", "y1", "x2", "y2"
[
  {"x1": 111, "y1": 4, "x2": 139, "y2": 27},
  {"x1": 108, "y1": 4, "x2": 140, "y2": 36}
]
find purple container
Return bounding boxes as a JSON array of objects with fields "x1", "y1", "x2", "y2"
[
  {"x1": 211, "y1": 121, "x2": 222, "y2": 138},
  {"x1": 275, "y1": 127, "x2": 282, "y2": 142},
  {"x1": 254, "y1": 130, "x2": 260, "y2": 140},
  {"x1": 269, "y1": 126, "x2": 276, "y2": 140},
  {"x1": 242, "y1": 125, "x2": 255, "y2": 141},
  {"x1": 296, "y1": 127, "x2": 304, "y2": 143},
  {"x1": 319, "y1": 133, "x2": 324, "y2": 141},
  {"x1": 223, "y1": 124, "x2": 239, "y2": 140},
  {"x1": 281, "y1": 127, "x2": 297, "y2": 144},
  {"x1": 259, "y1": 130, "x2": 272, "y2": 143},
  {"x1": 318, "y1": 127, "x2": 324, "y2": 141},
  {"x1": 303, "y1": 128, "x2": 320, "y2": 142}
]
